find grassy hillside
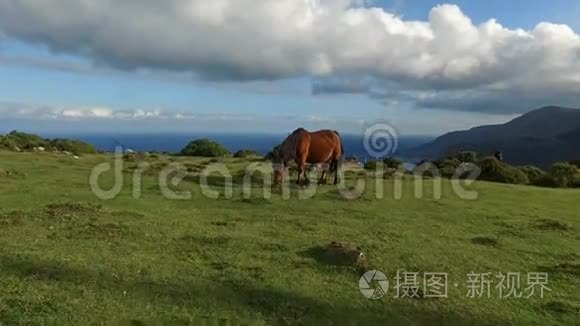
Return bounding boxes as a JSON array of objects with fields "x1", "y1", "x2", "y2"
[{"x1": 0, "y1": 151, "x2": 578, "y2": 325}]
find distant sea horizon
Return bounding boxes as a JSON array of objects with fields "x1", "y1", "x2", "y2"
[{"x1": 40, "y1": 132, "x2": 433, "y2": 162}]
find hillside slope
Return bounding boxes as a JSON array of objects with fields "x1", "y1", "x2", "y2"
[
  {"x1": 0, "y1": 151, "x2": 579, "y2": 324},
  {"x1": 405, "y1": 106, "x2": 580, "y2": 167}
]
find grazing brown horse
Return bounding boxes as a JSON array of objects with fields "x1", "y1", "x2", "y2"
[{"x1": 273, "y1": 128, "x2": 343, "y2": 185}]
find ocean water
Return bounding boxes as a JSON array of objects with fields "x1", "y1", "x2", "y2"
[{"x1": 43, "y1": 132, "x2": 432, "y2": 161}]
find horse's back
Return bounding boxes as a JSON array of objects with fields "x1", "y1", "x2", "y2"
[{"x1": 305, "y1": 129, "x2": 342, "y2": 163}]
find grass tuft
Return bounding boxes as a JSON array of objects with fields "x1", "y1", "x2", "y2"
[{"x1": 471, "y1": 235, "x2": 499, "y2": 247}]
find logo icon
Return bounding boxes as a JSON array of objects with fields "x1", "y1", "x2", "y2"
[
  {"x1": 364, "y1": 123, "x2": 399, "y2": 158},
  {"x1": 359, "y1": 270, "x2": 389, "y2": 299}
]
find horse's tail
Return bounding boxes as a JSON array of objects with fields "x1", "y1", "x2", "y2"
[{"x1": 331, "y1": 130, "x2": 344, "y2": 173}]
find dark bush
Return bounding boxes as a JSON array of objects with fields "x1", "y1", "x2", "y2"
[
  {"x1": 364, "y1": 160, "x2": 383, "y2": 170},
  {"x1": 456, "y1": 151, "x2": 478, "y2": 163},
  {"x1": 518, "y1": 166, "x2": 546, "y2": 184},
  {"x1": 568, "y1": 159, "x2": 580, "y2": 169},
  {"x1": 180, "y1": 139, "x2": 230, "y2": 157},
  {"x1": 571, "y1": 175, "x2": 580, "y2": 188},
  {"x1": 0, "y1": 131, "x2": 96, "y2": 154},
  {"x1": 0, "y1": 135, "x2": 8, "y2": 149},
  {"x1": 4, "y1": 130, "x2": 47, "y2": 150},
  {"x1": 49, "y1": 138, "x2": 97, "y2": 154},
  {"x1": 534, "y1": 175, "x2": 560, "y2": 188},
  {"x1": 382, "y1": 157, "x2": 402, "y2": 169},
  {"x1": 478, "y1": 157, "x2": 529, "y2": 185},
  {"x1": 233, "y1": 149, "x2": 260, "y2": 158},
  {"x1": 549, "y1": 162, "x2": 578, "y2": 187},
  {"x1": 434, "y1": 158, "x2": 461, "y2": 178}
]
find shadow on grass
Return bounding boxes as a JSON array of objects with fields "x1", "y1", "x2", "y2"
[
  {"x1": 471, "y1": 235, "x2": 499, "y2": 247},
  {"x1": 0, "y1": 253, "x2": 517, "y2": 325}
]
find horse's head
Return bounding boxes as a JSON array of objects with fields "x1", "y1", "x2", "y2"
[
  {"x1": 273, "y1": 161, "x2": 286, "y2": 184},
  {"x1": 268, "y1": 144, "x2": 286, "y2": 184}
]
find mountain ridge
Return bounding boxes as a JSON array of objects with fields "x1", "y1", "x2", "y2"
[{"x1": 404, "y1": 106, "x2": 580, "y2": 167}]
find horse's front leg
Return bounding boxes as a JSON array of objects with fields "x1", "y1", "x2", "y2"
[
  {"x1": 297, "y1": 160, "x2": 308, "y2": 185},
  {"x1": 296, "y1": 162, "x2": 303, "y2": 185},
  {"x1": 318, "y1": 165, "x2": 328, "y2": 185}
]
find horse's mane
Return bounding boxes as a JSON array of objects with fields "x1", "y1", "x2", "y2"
[
  {"x1": 279, "y1": 128, "x2": 307, "y2": 163},
  {"x1": 291, "y1": 128, "x2": 307, "y2": 135}
]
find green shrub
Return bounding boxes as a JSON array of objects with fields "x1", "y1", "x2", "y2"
[
  {"x1": 180, "y1": 139, "x2": 230, "y2": 157},
  {"x1": 0, "y1": 131, "x2": 97, "y2": 154},
  {"x1": 49, "y1": 138, "x2": 97, "y2": 154},
  {"x1": 233, "y1": 149, "x2": 260, "y2": 158},
  {"x1": 478, "y1": 157, "x2": 529, "y2": 185},
  {"x1": 364, "y1": 160, "x2": 383, "y2": 170},
  {"x1": 518, "y1": 166, "x2": 546, "y2": 184},
  {"x1": 572, "y1": 174, "x2": 580, "y2": 188},
  {"x1": 0, "y1": 135, "x2": 8, "y2": 149},
  {"x1": 434, "y1": 158, "x2": 461, "y2": 178},
  {"x1": 4, "y1": 130, "x2": 47, "y2": 150},
  {"x1": 533, "y1": 175, "x2": 559, "y2": 187},
  {"x1": 548, "y1": 162, "x2": 578, "y2": 187},
  {"x1": 382, "y1": 157, "x2": 402, "y2": 169},
  {"x1": 456, "y1": 151, "x2": 478, "y2": 163},
  {"x1": 568, "y1": 159, "x2": 580, "y2": 169}
]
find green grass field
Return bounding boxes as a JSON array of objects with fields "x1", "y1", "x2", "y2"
[{"x1": 0, "y1": 151, "x2": 578, "y2": 325}]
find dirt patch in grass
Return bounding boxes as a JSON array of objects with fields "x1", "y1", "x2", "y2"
[
  {"x1": 70, "y1": 222, "x2": 131, "y2": 240},
  {"x1": 538, "y1": 261, "x2": 580, "y2": 277},
  {"x1": 302, "y1": 242, "x2": 368, "y2": 273},
  {"x1": 240, "y1": 198, "x2": 272, "y2": 205},
  {"x1": 0, "y1": 168, "x2": 26, "y2": 179},
  {"x1": 291, "y1": 221, "x2": 317, "y2": 232},
  {"x1": 0, "y1": 209, "x2": 28, "y2": 227},
  {"x1": 110, "y1": 210, "x2": 146, "y2": 219},
  {"x1": 543, "y1": 300, "x2": 580, "y2": 315},
  {"x1": 45, "y1": 202, "x2": 102, "y2": 218},
  {"x1": 0, "y1": 297, "x2": 59, "y2": 320},
  {"x1": 532, "y1": 219, "x2": 572, "y2": 231},
  {"x1": 179, "y1": 235, "x2": 231, "y2": 246},
  {"x1": 211, "y1": 221, "x2": 235, "y2": 228},
  {"x1": 471, "y1": 235, "x2": 499, "y2": 247},
  {"x1": 260, "y1": 242, "x2": 289, "y2": 252}
]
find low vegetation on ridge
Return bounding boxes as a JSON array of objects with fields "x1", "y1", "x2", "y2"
[{"x1": 0, "y1": 130, "x2": 96, "y2": 155}]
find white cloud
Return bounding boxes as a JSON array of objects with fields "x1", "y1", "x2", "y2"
[
  {"x1": 61, "y1": 107, "x2": 114, "y2": 118},
  {"x1": 0, "y1": 1, "x2": 579, "y2": 112},
  {"x1": 0, "y1": 102, "x2": 165, "y2": 120}
]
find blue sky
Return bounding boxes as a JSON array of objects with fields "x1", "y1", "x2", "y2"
[{"x1": 0, "y1": 0, "x2": 578, "y2": 135}]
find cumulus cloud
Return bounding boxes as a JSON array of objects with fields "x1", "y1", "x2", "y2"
[{"x1": 0, "y1": 1, "x2": 579, "y2": 113}]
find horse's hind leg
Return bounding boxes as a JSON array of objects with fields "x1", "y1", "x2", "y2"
[
  {"x1": 296, "y1": 160, "x2": 306, "y2": 185},
  {"x1": 296, "y1": 167, "x2": 302, "y2": 185},
  {"x1": 332, "y1": 159, "x2": 339, "y2": 185},
  {"x1": 318, "y1": 168, "x2": 328, "y2": 185}
]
